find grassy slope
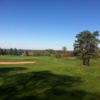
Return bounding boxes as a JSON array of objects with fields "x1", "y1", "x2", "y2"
[{"x1": 0, "y1": 56, "x2": 100, "y2": 100}]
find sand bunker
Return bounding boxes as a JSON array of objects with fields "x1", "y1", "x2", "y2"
[{"x1": 0, "y1": 61, "x2": 35, "y2": 64}]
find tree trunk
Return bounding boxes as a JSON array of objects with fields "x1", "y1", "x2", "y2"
[{"x1": 82, "y1": 55, "x2": 90, "y2": 66}]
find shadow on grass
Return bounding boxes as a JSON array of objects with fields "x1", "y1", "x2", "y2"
[
  {"x1": 0, "y1": 71, "x2": 100, "y2": 100},
  {"x1": 0, "y1": 67, "x2": 27, "y2": 75}
]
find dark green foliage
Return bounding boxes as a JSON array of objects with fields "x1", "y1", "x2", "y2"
[
  {"x1": 24, "y1": 51, "x2": 29, "y2": 56},
  {"x1": 9, "y1": 48, "x2": 14, "y2": 55},
  {"x1": 0, "y1": 48, "x2": 73, "y2": 57},
  {"x1": 74, "y1": 30, "x2": 100, "y2": 65},
  {"x1": 0, "y1": 48, "x2": 23, "y2": 56}
]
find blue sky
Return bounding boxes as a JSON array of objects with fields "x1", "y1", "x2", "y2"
[{"x1": 0, "y1": 0, "x2": 100, "y2": 50}]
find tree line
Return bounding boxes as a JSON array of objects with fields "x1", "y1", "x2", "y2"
[
  {"x1": 0, "y1": 48, "x2": 23, "y2": 56},
  {"x1": 26, "y1": 48, "x2": 73, "y2": 57},
  {"x1": 0, "y1": 47, "x2": 73, "y2": 57}
]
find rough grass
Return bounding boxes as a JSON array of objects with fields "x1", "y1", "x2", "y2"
[{"x1": 0, "y1": 56, "x2": 100, "y2": 100}]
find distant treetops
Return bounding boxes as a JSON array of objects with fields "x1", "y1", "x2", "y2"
[{"x1": 0, "y1": 48, "x2": 23, "y2": 56}]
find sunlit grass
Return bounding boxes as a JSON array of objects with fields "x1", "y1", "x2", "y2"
[{"x1": 0, "y1": 56, "x2": 100, "y2": 100}]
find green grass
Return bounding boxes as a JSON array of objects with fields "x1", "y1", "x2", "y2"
[
  {"x1": 0, "y1": 56, "x2": 100, "y2": 100},
  {"x1": 0, "y1": 55, "x2": 38, "y2": 62}
]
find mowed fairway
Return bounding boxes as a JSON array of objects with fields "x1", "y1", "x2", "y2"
[{"x1": 0, "y1": 56, "x2": 100, "y2": 100}]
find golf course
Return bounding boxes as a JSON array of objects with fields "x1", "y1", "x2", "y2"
[
  {"x1": 1, "y1": 0, "x2": 100, "y2": 99},
  {"x1": 0, "y1": 56, "x2": 100, "y2": 100}
]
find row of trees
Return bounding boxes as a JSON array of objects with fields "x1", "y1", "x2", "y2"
[
  {"x1": 0, "y1": 48, "x2": 23, "y2": 56},
  {"x1": 27, "y1": 48, "x2": 72, "y2": 57},
  {"x1": 0, "y1": 47, "x2": 72, "y2": 57}
]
